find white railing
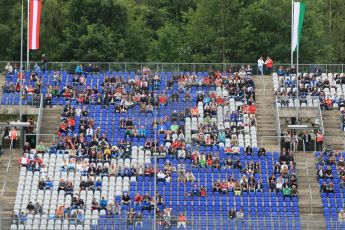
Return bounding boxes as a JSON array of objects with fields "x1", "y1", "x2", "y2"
[{"x1": 35, "y1": 94, "x2": 44, "y2": 144}]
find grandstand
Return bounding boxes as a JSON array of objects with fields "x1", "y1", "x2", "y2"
[{"x1": 0, "y1": 65, "x2": 344, "y2": 230}]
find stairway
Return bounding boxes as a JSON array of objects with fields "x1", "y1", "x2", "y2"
[
  {"x1": 39, "y1": 106, "x2": 63, "y2": 145},
  {"x1": 254, "y1": 75, "x2": 280, "y2": 151},
  {"x1": 0, "y1": 149, "x2": 23, "y2": 229},
  {"x1": 294, "y1": 152, "x2": 325, "y2": 229},
  {"x1": 322, "y1": 110, "x2": 344, "y2": 151}
]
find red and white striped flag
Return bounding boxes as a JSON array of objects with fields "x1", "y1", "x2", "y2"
[{"x1": 29, "y1": 0, "x2": 42, "y2": 50}]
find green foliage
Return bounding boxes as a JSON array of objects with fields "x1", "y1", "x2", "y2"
[{"x1": 1, "y1": 0, "x2": 344, "y2": 63}]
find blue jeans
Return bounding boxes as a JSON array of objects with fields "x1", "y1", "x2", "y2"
[{"x1": 258, "y1": 66, "x2": 263, "y2": 76}]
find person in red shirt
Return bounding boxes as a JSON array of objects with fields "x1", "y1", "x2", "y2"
[
  {"x1": 249, "y1": 105, "x2": 257, "y2": 114},
  {"x1": 134, "y1": 193, "x2": 143, "y2": 206},
  {"x1": 216, "y1": 96, "x2": 223, "y2": 105},
  {"x1": 177, "y1": 212, "x2": 187, "y2": 229},
  {"x1": 159, "y1": 95, "x2": 167, "y2": 105},
  {"x1": 265, "y1": 57, "x2": 273, "y2": 74}
]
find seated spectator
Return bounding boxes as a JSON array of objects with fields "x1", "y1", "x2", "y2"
[
  {"x1": 95, "y1": 178, "x2": 102, "y2": 191},
  {"x1": 91, "y1": 198, "x2": 99, "y2": 211},
  {"x1": 26, "y1": 201, "x2": 36, "y2": 214},
  {"x1": 11, "y1": 211, "x2": 18, "y2": 225},
  {"x1": 58, "y1": 178, "x2": 66, "y2": 193},
  {"x1": 340, "y1": 175, "x2": 345, "y2": 189},
  {"x1": 134, "y1": 193, "x2": 143, "y2": 206},
  {"x1": 127, "y1": 208, "x2": 136, "y2": 225},
  {"x1": 157, "y1": 170, "x2": 166, "y2": 182},
  {"x1": 114, "y1": 202, "x2": 121, "y2": 215},
  {"x1": 339, "y1": 209, "x2": 345, "y2": 224},
  {"x1": 142, "y1": 193, "x2": 153, "y2": 212},
  {"x1": 155, "y1": 192, "x2": 164, "y2": 206},
  {"x1": 327, "y1": 182, "x2": 335, "y2": 193},
  {"x1": 325, "y1": 166, "x2": 333, "y2": 179},
  {"x1": 177, "y1": 212, "x2": 187, "y2": 230},
  {"x1": 212, "y1": 180, "x2": 221, "y2": 193},
  {"x1": 185, "y1": 170, "x2": 195, "y2": 183},
  {"x1": 99, "y1": 196, "x2": 108, "y2": 210},
  {"x1": 121, "y1": 193, "x2": 131, "y2": 206},
  {"x1": 283, "y1": 184, "x2": 291, "y2": 198},
  {"x1": 56, "y1": 205, "x2": 64, "y2": 218},
  {"x1": 35, "y1": 202, "x2": 43, "y2": 214},
  {"x1": 36, "y1": 142, "x2": 46, "y2": 153},
  {"x1": 269, "y1": 179, "x2": 276, "y2": 192},
  {"x1": 38, "y1": 178, "x2": 46, "y2": 190},
  {"x1": 189, "y1": 184, "x2": 200, "y2": 197},
  {"x1": 258, "y1": 147, "x2": 266, "y2": 157},
  {"x1": 18, "y1": 211, "x2": 27, "y2": 224},
  {"x1": 65, "y1": 181, "x2": 74, "y2": 197},
  {"x1": 135, "y1": 212, "x2": 143, "y2": 228},
  {"x1": 317, "y1": 166, "x2": 325, "y2": 179},
  {"x1": 236, "y1": 208, "x2": 244, "y2": 221},
  {"x1": 234, "y1": 182, "x2": 242, "y2": 196},
  {"x1": 19, "y1": 154, "x2": 29, "y2": 167},
  {"x1": 220, "y1": 180, "x2": 229, "y2": 194},
  {"x1": 200, "y1": 186, "x2": 207, "y2": 197},
  {"x1": 77, "y1": 210, "x2": 85, "y2": 224},
  {"x1": 228, "y1": 208, "x2": 236, "y2": 219},
  {"x1": 291, "y1": 185, "x2": 298, "y2": 197}
]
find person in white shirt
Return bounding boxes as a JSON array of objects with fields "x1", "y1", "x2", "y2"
[
  {"x1": 257, "y1": 56, "x2": 264, "y2": 76},
  {"x1": 5, "y1": 62, "x2": 13, "y2": 74},
  {"x1": 75, "y1": 107, "x2": 81, "y2": 117},
  {"x1": 86, "y1": 127, "x2": 93, "y2": 138},
  {"x1": 157, "y1": 170, "x2": 166, "y2": 182},
  {"x1": 185, "y1": 171, "x2": 195, "y2": 183}
]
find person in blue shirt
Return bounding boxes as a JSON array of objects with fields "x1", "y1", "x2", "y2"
[
  {"x1": 99, "y1": 196, "x2": 108, "y2": 210},
  {"x1": 158, "y1": 122, "x2": 166, "y2": 134},
  {"x1": 77, "y1": 210, "x2": 85, "y2": 224},
  {"x1": 75, "y1": 64, "x2": 83, "y2": 75},
  {"x1": 18, "y1": 211, "x2": 27, "y2": 224},
  {"x1": 189, "y1": 184, "x2": 200, "y2": 197},
  {"x1": 33, "y1": 63, "x2": 41, "y2": 73},
  {"x1": 95, "y1": 178, "x2": 102, "y2": 191},
  {"x1": 44, "y1": 177, "x2": 53, "y2": 190},
  {"x1": 277, "y1": 66, "x2": 285, "y2": 76},
  {"x1": 230, "y1": 112, "x2": 238, "y2": 122},
  {"x1": 203, "y1": 95, "x2": 211, "y2": 105},
  {"x1": 138, "y1": 126, "x2": 146, "y2": 137}
]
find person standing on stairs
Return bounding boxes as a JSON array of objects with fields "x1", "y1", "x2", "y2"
[
  {"x1": 284, "y1": 132, "x2": 291, "y2": 151},
  {"x1": 265, "y1": 56, "x2": 273, "y2": 75},
  {"x1": 316, "y1": 130, "x2": 324, "y2": 151},
  {"x1": 302, "y1": 131, "x2": 312, "y2": 151},
  {"x1": 257, "y1": 56, "x2": 264, "y2": 76}
]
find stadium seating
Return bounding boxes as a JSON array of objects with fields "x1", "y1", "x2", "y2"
[
  {"x1": 315, "y1": 150, "x2": 345, "y2": 230},
  {"x1": 273, "y1": 72, "x2": 345, "y2": 109},
  {"x1": 9, "y1": 69, "x2": 301, "y2": 229}
]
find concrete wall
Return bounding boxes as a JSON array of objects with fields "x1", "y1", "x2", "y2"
[
  {"x1": 278, "y1": 107, "x2": 318, "y2": 118},
  {"x1": 0, "y1": 105, "x2": 39, "y2": 115}
]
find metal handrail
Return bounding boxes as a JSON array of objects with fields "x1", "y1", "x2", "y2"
[
  {"x1": 274, "y1": 97, "x2": 282, "y2": 140},
  {"x1": 317, "y1": 99, "x2": 325, "y2": 134},
  {"x1": 1, "y1": 139, "x2": 13, "y2": 197},
  {"x1": 1, "y1": 61, "x2": 345, "y2": 73},
  {"x1": 305, "y1": 161, "x2": 313, "y2": 214},
  {"x1": 35, "y1": 94, "x2": 44, "y2": 144}
]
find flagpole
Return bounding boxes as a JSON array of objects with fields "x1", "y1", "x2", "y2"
[
  {"x1": 296, "y1": 35, "x2": 299, "y2": 125},
  {"x1": 20, "y1": 0, "x2": 24, "y2": 122},
  {"x1": 27, "y1": 0, "x2": 30, "y2": 71},
  {"x1": 291, "y1": 0, "x2": 294, "y2": 68}
]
